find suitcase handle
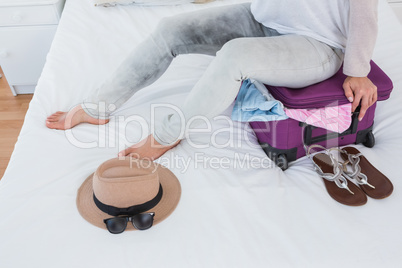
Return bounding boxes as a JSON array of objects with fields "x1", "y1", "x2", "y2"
[{"x1": 302, "y1": 107, "x2": 360, "y2": 145}]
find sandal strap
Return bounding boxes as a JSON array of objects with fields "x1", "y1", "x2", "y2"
[
  {"x1": 347, "y1": 153, "x2": 363, "y2": 177},
  {"x1": 342, "y1": 152, "x2": 375, "y2": 189},
  {"x1": 305, "y1": 144, "x2": 327, "y2": 158},
  {"x1": 306, "y1": 144, "x2": 335, "y2": 174},
  {"x1": 315, "y1": 162, "x2": 352, "y2": 193},
  {"x1": 306, "y1": 144, "x2": 354, "y2": 194}
]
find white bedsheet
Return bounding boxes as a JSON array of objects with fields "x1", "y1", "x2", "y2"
[{"x1": 1, "y1": 0, "x2": 402, "y2": 267}]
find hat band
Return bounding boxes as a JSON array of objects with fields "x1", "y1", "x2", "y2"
[{"x1": 93, "y1": 184, "x2": 163, "y2": 217}]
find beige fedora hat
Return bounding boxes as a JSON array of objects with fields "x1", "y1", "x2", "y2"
[{"x1": 76, "y1": 157, "x2": 181, "y2": 230}]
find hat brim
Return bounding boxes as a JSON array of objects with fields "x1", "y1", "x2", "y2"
[{"x1": 76, "y1": 160, "x2": 181, "y2": 231}]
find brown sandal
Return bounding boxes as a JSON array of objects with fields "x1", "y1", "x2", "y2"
[
  {"x1": 307, "y1": 145, "x2": 367, "y2": 206},
  {"x1": 340, "y1": 147, "x2": 393, "y2": 199}
]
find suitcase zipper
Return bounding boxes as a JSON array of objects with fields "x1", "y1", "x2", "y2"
[{"x1": 268, "y1": 86, "x2": 392, "y2": 109}]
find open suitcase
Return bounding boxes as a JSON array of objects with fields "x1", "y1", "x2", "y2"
[{"x1": 249, "y1": 61, "x2": 393, "y2": 170}]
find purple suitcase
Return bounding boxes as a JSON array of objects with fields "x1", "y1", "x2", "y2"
[{"x1": 249, "y1": 61, "x2": 393, "y2": 170}]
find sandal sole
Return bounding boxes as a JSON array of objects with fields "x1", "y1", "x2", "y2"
[
  {"x1": 341, "y1": 147, "x2": 393, "y2": 199},
  {"x1": 313, "y1": 153, "x2": 367, "y2": 206}
]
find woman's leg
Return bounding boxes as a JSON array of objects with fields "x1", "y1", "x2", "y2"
[
  {"x1": 120, "y1": 35, "x2": 344, "y2": 159},
  {"x1": 152, "y1": 35, "x2": 345, "y2": 146},
  {"x1": 83, "y1": 2, "x2": 267, "y2": 117},
  {"x1": 46, "y1": 3, "x2": 266, "y2": 129}
]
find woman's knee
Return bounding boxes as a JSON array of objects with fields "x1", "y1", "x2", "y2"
[
  {"x1": 215, "y1": 38, "x2": 250, "y2": 71},
  {"x1": 152, "y1": 17, "x2": 184, "y2": 56}
]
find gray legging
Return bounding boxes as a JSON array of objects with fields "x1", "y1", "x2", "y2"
[{"x1": 82, "y1": 3, "x2": 344, "y2": 145}]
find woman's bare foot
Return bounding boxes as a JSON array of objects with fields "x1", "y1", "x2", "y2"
[
  {"x1": 118, "y1": 134, "x2": 181, "y2": 160},
  {"x1": 46, "y1": 105, "x2": 109, "y2": 130}
]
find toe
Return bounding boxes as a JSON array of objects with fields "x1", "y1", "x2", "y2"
[
  {"x1": 46, "y1": 121, "x2": 55, "y2": 128},
  {"x1": 118, "y1": 148, "x2": 139, "y2": 157},
  {"x1": 118, "y1": 149, "x2": 127, "y2": 157},
  {"x1": 48, "y1": 113, "x2": 61, "y2": 119},
  {"x1": 46, "y1": 120, "x2": 63, "y2": 129},
  {"x1": 47, "y1": 117, "x2": 57, "y2": 122}
]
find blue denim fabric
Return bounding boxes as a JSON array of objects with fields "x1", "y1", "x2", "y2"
[{"x1": 231, "y1": 79, "x2": 288, "y2": 122}]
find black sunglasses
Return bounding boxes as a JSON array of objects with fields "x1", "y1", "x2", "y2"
[{"x1": 103, "y1": 212, "x2": 155, "y2": 234}]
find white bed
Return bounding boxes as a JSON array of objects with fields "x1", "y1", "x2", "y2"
[{"x1": 1, "y1": 0, "x2": 402, "y2": 267}]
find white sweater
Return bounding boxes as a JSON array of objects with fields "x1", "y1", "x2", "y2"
[{"x1": 250, "y1": 0, "x2": 378, "y2": 77}]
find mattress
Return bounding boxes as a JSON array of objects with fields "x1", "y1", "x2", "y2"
[{"x1": 1, "y1": 0, "x2": 402, "y2": 267}]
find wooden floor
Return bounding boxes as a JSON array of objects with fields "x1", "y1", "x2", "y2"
[{"x1": 0, "y1": 67, "x2": 33, "y2": 179}]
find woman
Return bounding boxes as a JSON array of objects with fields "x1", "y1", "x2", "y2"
[{"x1": 46, "y1": 0, "x2": 379, "y2": 160}]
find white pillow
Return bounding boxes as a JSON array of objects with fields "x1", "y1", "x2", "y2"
[{"x1": 93, "y1": 0, "x2": 214, "y2": 7}]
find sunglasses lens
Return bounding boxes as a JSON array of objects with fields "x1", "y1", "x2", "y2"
[
  {"x1": 132, "y1": 213, "x2": 154, "y2": 230},
  {"x1": 104, "y1": 217, "x2": 128, "y2": 234}
]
